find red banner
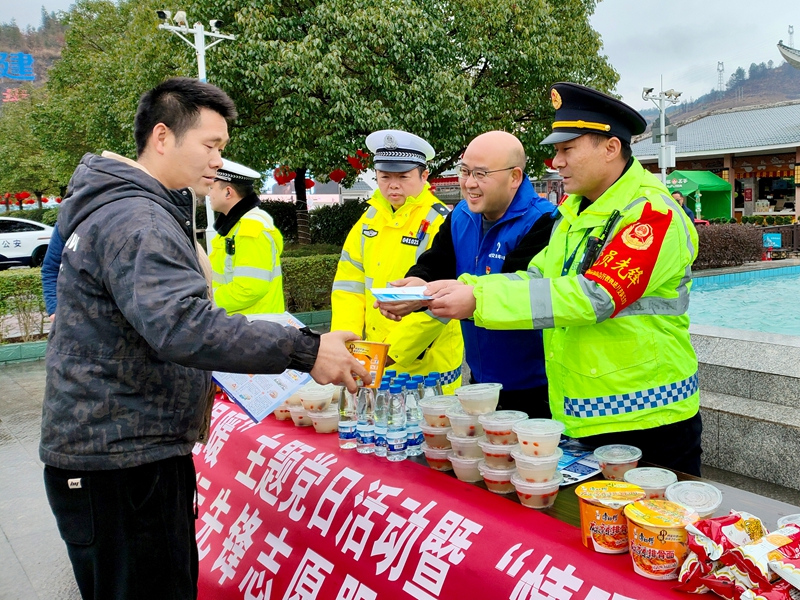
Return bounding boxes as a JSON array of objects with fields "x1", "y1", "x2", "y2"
[{"x1": 195, "y1": 399, "x2": 689, "y2": 600}]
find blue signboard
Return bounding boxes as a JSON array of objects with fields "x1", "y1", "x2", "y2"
[
  {"x1": 0, "y1": 52, "x2": 35, "y2": 81},
  {"x1": 763, "y1": 232, "x2": 782, "y2": 248}
]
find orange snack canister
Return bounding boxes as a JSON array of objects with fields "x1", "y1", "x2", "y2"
[
  {"x1": 345, "y1": 341, "x2": 389, "y2": 388},
  {"x1": 575, "y1": 481, "x2": 646, "y2": 554},
  {"x1": 624, "y1": 499, "x2": 699, "y2": 581}
]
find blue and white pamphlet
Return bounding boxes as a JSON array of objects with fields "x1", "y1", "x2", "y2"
[
  {"x1": 370, "y1": 286, "x2": 432, "y2": 303},
  {"x1": 557, "y1": 439, "x2": 602, "y2": 486}
]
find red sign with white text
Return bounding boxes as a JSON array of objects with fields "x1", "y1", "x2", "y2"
[{"x1": 195, "y1": 399, "x2": 689, "y2": 600}]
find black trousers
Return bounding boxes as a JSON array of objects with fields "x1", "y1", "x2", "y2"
[
  {"x1": 44, "y1": 454, "x2": 198, "y2": 600},
  {"x1": 578, "y1": 412, "x2": 704, "y2": 476}
]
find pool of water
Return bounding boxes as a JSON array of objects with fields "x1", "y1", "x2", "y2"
[{"x1": 690, "y1": 270, "x2": 800, "y2": 336}]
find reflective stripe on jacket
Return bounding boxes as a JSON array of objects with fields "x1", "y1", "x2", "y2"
[
  {"x1": 331, "y1": 184, "x2": 463, "y2": 391},
  {"x1": 211, "y1": 207, "x2": 284, "y2": 315},
  {"x1": 461, "y1": 159, "x2": 699, "y2": 438}
]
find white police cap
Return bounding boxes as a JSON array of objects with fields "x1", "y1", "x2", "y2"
[
  {"x1": 215, "y1": 158, "x2": 261, "y2": 183},
  {"x1": 366, "y1": 130, "x2": 435, "y2": 173}
]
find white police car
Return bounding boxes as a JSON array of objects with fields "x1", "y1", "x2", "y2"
[{"x1": 0, "y1": 216, "x2": 54, "y2": 269}]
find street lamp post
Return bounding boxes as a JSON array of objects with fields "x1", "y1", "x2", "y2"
[
  {"x1": 642, "y1": 85, "x2": 682, "y2": 184},
  {"x1": 157, "y1": 10, "x2": 235, "y2": 253}
]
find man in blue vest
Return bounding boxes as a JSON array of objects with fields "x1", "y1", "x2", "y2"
[{"x1": 377, "y1": 131, "x2": 556, "y2": 417}]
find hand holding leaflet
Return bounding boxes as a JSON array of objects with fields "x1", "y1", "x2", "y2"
[{"x1": 370, "y1": 286, "x2": 432, "y2": 303}]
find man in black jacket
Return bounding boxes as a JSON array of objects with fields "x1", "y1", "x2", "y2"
[{"x1": 41, "y1": 78, "x2": 367, "y2": 600}]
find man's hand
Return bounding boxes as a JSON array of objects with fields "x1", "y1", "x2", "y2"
[
  {"x1": 311, "y1": 331, "x2": 371, "y2": 393},
  {"x1": 423, "y1": 280, "x2": 462, "y2": 296},
  {"x1": 428, "y1": 283, "x2": 477, "y2": 320},
  {"x1": 374, "y1": 276, "x2": 429, "y2": 322}
]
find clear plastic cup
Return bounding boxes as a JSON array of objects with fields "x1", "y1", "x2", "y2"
[
  {"x1": 420, "y1": 424, "x2": 452, "y2": 449},
  {"x1": 478, "y1": 461, "x2": 516, "y2": 494},
  {"x1": 309, "y1": 406, "x2": 339, "y2": 433},
  {"x1": 418, "y1": 396, "x2": 459, "y2": 427},
  {"x1": 778, "y1": 514, "x2": 800, "y2": 528},
  {"x1": 512, "y1": 472, "x2": 563, "y2": 509},
  {"x1": 478, "y1": 410, "x2": 528, "y2": 445},
  {"x1": 513, "y1": 419, "x2": 565, "y2": 457},
  {"x1": 422, "y1": 443, "x2": 453, "y2": 472},
  {"x1": 446, "y1": 432, "x2": 484, "y2": 459},
  {"x1": 445, "y1": 405, "x2": 484, "y2": 438},
  {"x1": 593, "y1": 445, "x2": 643, "y2": 480},
  {"x1": 273, "y1": 403, "x2": 292, "y2": 421},
  {"x1": 512, "y1": 447, "x2": 563, "y2": 482},
  {"x1": 478, "y1": 438, "x2": 518, "y2": 470},
  {"x1": 285, "y1": 392, "x2": 303, "y2": 406},
  {"x1": 448, "y1": 452, "x2": 483, "y2": 482},
  {"x1": 665, "y1": 481, "x2": 723, "y2": 519},
  {"x1": 289, "y1": 405, "x2": 312, "y2": 427},
  {"x1": 623, "y1": 468, "x2": 678, "y2": 500},
  {"x1": 455, "y1": 383, "x2": 502, "y2": 415},
  {"x1": 299, "y1": 383, "x2": 334, "y2": 412}
]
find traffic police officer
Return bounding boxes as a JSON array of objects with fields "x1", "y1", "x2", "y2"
[
  {"x1": 331, "y1": 130, "x2": 464, "y2": 391},
  {"x1": 209, "y1": 159, "x2": 285, "y2": 314},
  {"x1": 426, "y1": 84, "x2": 702, "y2": 474}
]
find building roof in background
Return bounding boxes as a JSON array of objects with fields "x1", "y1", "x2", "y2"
[
  {"x1": 632, "y1": 101, "x2": 800, "y2": 159},
  {"x1": 345, "y1": 180, "x2": 374, "y2": 192}
]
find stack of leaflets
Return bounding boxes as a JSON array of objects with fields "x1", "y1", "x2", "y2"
[{"x1": 557, "y1": 439, "x2": 602, "y2": 486}]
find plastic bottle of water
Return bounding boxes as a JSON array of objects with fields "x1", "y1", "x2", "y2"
[
  {"x1": 428, "y1": 371, "x2": 444, "y2": 395},
  {"x1": 386, "y1": 384, "x2": 407, "y2": 462},
  {"x1": 410, "y1": 374, "x2": 426, "y2": 397},
  {"x1": 404, "y1": 381, "x2": 423, "y2": 457},
  {"x1": 384, "y1": 369, "x2": 397, "y2": 380},
  {"x1": 356, "y1": 387, "x2": 375, "y2": 454},
  {"x1": 373, "y1": 381, "x2": 390, "y2": 458},
  {"x1": 338, "y1": 388, "x2": 358, "y2": 450},
  {"x1": 423, "y1": 377, "x2": 439, "y2": 398}
]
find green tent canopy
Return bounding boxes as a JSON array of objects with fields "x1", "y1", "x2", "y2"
[{"x1": 665, "y1": 170, "x2": 731, "y2": 220}]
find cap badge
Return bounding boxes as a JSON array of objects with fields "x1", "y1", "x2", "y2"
[
  {"x1": 383, "y1": 134, "x2": 398, "y2": 149},
  {"x1": 551, "y1": 89, "x2": 562, "y2": 110}
]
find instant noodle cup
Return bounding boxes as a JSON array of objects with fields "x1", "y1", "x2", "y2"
[
  {"x1": 309, "y1": 406, "x2": 339, "y2": 433},
  {"x1": 624, "y1": 499, "x2": 699, "y2": 580},
  {"x1": 448, "y1": 452, "x2": 483, "y2": 482},
  {"x1": 445, "y1": 405, "x2": 484, "y2": 438},
  {"x1": 478, "y1": 461, "x2": 516, "y2": 494},
  {"x1": 447, "y1": 432, "x2": 484, "y2": 459},
  {"x1": 777, "y1": 514, "x2": 800, "y2": 528},
  {"x1": 511, "y1": 472, "x2": 562, "y2": 509},
  {"x1": 299, "y1": 384, "x2": 334, "y2": 412},
  {"x1": 478, "y1": 410, "x2": 528, "y2": 445},
  {"x1": 419, "y1": 396, "x2": 459, "y2": 427},
  {"x1": 273, "y1": 402, "x2": 292, "y2": 421},
  {"x1": 420, "y1": 424, "x2": 452, "y2": 449},
  {"x1": 593, "y1": 444, "x2": 642, "y2": 480},
  {"x1": 623, "y1": 467, "x2": 678, "y2": 500},
  {"x1": 454, "y1": 383, "x2": 502, "y2": 415},
  {"x1": 345, "y1": 340, "x2": 389, "y2": 388},
  {"x1": 513, "y1": 419, "x2": 565, "y2": 457},
  {"x1": 665, "y1": 481, "x2": 723, "y2": 519},
  {"x1": 422, "y1": 443, "x2": 453, "y2": 472},
  {"x1": 575, "y1": 481, "x2": 646, "y2": 554},
  {"x1": 478, "y1": 438, "x2": 518, "y2": 470},
  {"x1": 512, "y1": 447, "x2": 563, "y2": 483},
  {"x1": 289, "y1": 405, "x2": 312, "y2": 427}
]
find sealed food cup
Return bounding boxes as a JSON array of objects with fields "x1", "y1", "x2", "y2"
[
  {"x1": 478, "y1": 461, "x2": 516, "y2": 494},
  {"x1": 665, "y1": 481, "x2": 723, "y2": 519},
  {"x1": 513, "y1": 419, "x2": 565, "y2": 457},
  {"x1": 285, "y1": 392, "x2": 303, "y2": 407},
  {"x1": 445, "y1": 405, "x2": 484, "y2": 438},
  {"x1": 420, "y1": 424, "x2": 452, "y2": 449},
  {"x1": 273, "y1": 402, "x2": 292, "y2": 421},
  {"x1": 623, "y1": 468, "x2": 678, "y2": 500},
  {"x1": 422, "y1": 443, "x2": 453, "y2": 472},
  {"x1": 478, "y1": 410, "x2": 528, "y2": 445},
  {"x1": 300, "y1": 383, "x2": 334, "y2": 412},
  {"x1": 448, "y1": 452, "x2": 483, "y2": 482},
  {"x1": 593, "y1": 444, "x2": 642, "y2": 480},
  {"x1": 512, "y1": 472, "x2": 562, "y2": 509},
  {"x1": 454, "y1": 383, "x2": 503, "y2": 415},
  {"x1": 419, "y1": 396, "x2": 459, "y2": 427},
  {"x1": 446, "y1": 432, "x2": 484, "y2": 459},
  {"x1": 575, "y1": 481, "x2": 646, "y2": 554},
  {"x1": 309, "y1": 406, "x2": 339, "y2": 434},
  {"x1": 478, "y1": 438, "x2": 518, "y2": 470},
  {"x1": 289, "y1": 405, "x2": 312, "y2": 427},
  {"x1": 512, "y1": 447, "x2": 563, "y2": 483},
  {"x1": 624, "y1": 499, "x2": 698, "y2": 580},
  {"x1": 778, "y1": 514, "x2": 800, "y2": 528}
]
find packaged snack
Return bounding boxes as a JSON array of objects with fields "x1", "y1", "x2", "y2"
[
  {"x1": 768, "y1": 555, "x2": 800, "y2": 591},
  {"x1": 419, "y1": 396, "x2": 459, "y2": 427},
  {"x1": 674, "y1": 551, "x2": 711, "y2": 593},
  {"x1": 575, "y1": 481, "x2": 646, "y2": 554},
  {"x1": 720, "y1": 525, "x2": 800, "y2": 589},
  {"x1": 512, "y1": 472, "x2": 562, "y2": 509},
  {"x1": 478, "y1": 410, "x2": 528, "y2": 444},
  {"x1": 345, "y1": 340, "x2": 389, "y2": 388},
  {"x1": 623, "y1": 467, "x2": 677, "y2": 499},
  {"x1": 455, "y1": 383, "x2": 502, "y2": 415},
  {"x1": 512, "y1": 419, "x2": 565, "y2": 457},
  {"x1": 741, "y1": 579, "x2": 800, "y2": 600},
  {"x1": 700, "y1": 565, "x2": 751, "y2": 599},
  {"x1": 593, "y1": 444, "x2": 642, "y2": 480}
]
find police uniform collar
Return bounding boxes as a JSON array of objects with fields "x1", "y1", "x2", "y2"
[{"x1": 213, "y1": 192, "x2": 261, "y2": 236}]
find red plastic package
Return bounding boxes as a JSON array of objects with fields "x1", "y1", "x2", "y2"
[
  {"x1": 700, "y1": 565, "x2": 750, "y2": 600},
  {"x1": 740, "y1": 579, "x2": 800, "y2": 600},
  {"x1": 720, "y1": 526, "x2": 800, "y2": 589}
]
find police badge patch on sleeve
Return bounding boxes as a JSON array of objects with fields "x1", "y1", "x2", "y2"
[{"x1": 362, "y1": 227, "x2": 378, "y2": 238}]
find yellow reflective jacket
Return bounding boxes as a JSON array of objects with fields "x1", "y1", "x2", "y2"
[
  {"x1": 461, "y1": 159, "x2": 699, "y2": 438},
  {"x1": 331, "y1": 184, "x2": 464, "y2": 391},
  {"x1": 211, "y1": 207, "x2": 284, "y2": 315}
]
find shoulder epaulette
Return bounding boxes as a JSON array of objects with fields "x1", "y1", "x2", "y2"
[{"x1": 431, "y1": 203, "x2": 449, "y2": 217}]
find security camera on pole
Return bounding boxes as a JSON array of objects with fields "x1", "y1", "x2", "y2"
[
  {"x1": 642, "y1": 84, "x2": 681, "y2": 185},
  {"x1": 156, "y1": 9, "x2": 236, "y2": 253}
]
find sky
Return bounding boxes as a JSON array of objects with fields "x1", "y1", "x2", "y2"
[{"x1": 2, "y1": 0, "x2": 797, "y2": 111}]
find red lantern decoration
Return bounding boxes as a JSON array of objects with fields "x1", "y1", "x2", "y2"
[
  {"x1": 544, "y1": 158, "x2": 555, "y2": 169},
  {"x1": 304, "y1": 179, "x2": 315, "y2": 189},
  {"x1": 15, "y1": 191, "x2": 31, "y2": 201},
  {"x1": 356, "y1": 149, "x2": 369, "y2": 159},
  {"x1": 346, "y1": 156, "x2": 363, "y2": 171},
  {"x1": 329, "y1": 169, "x2": 346, "y2": 183},
  {"x1": 25, "y1": 198, "x2": 35, "y2": 205},
  {"x1": 42, "y1": 198, "x2": 49, "y2": 203},
  {"x1": 55, "y1": 197, "x2": 62, "y2": 204},
  {"x1": 273, "y1": 166, "x2": 297, "y2": 186}
]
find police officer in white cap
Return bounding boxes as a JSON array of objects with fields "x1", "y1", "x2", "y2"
[
  {"x1": 331, "y1": 130, "x2": 464, "y2": 394},
  {"x1": 208, "y1": 158, "x2": 285, "y2": 315}
]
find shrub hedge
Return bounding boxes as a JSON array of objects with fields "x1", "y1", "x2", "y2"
[
  {"x1": 0, "y1": 269, "x2": 47, "y2": 342},
  {"x1": 3, "y1": 207, "x2": 59, "y2": 226},
  {"x1": 694, "y1": 224, "x2": 763, "y2": 270},
  {"x1": 282, "y1": 255, "x2": 339, "y2": 312}
]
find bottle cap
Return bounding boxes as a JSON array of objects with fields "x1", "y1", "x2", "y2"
[
  {"x1": 428, "y1": 372, "x2": 440, "y2": 379},
  {"x1": 379, "y1": 381, "x2": 390, "y2": 391},
  {"x1": 389, "y1": 385, "x2": 403, "y2": 394},
  {"x1": 424, "y1": 377, "x2": 438, "y2": 386}
]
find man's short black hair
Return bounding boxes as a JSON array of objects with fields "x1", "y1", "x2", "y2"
[
  {"x1": 219, "y1": 180, "x2": 254, "y2": 199},
  {"x1": 672, "y1": 190, "x2": 685, "y2": 200},
  {"x1": 585, "y1": 133, "x2": 632, "y2": 162},
  {"x1": 134, "y1": 77, "x2": 237, "y2": 157}
]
